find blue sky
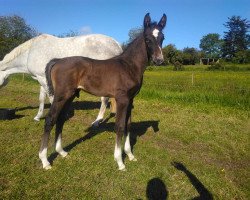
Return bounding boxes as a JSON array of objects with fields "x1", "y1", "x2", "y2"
[{"x1": 1, "y1": 0, "x2": 249, "y2": 49}]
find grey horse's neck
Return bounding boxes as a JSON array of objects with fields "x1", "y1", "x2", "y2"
[{"x1": 0, "y1": 50, "x2": 29, "y2": 73}]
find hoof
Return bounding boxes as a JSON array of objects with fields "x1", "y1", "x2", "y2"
[
  {"x1": 60, "y1": 151, "x2": 68, "y2": 158},
  {"x1": 91, "y1": 119, "x2": 103, "y2": 127},
  {"x1": 34, "y1": 116, "x2": 40, "y2": 121},
  {"x1": 118, "y1": 166, "x2": 126, "y2": 171},
  {"x1": 118, "y1": 162, "x2": 126, "y2": 171},
  {"x1": 44, "y1": 165, "x2": 52, "y2": 170},
  {"x1": 130, "y1": 157, "x2": 137, "y2": 162}
]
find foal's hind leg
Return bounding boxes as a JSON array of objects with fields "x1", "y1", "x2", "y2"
[
  {"x1": 55, "y1": 114, "x2": 68, "y2": 158},
  {"x1": 39, "y1": 98, "x2": 69, "y2": 170},
  {"x1": 124, "y1": 100, "x2": 137, "y2": 161},
  {"x1": 92, "y1": 97, "x2": 109, "y2": 127},
  {"x1": 55, "y1": 97, "x2": 74, "y2": 157}
]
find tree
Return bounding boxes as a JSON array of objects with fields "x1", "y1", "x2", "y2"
[
  {"x1": 199, "y1": 33, "x2": 222, "y2": 58},
  {"x1": 128, "y1": 26, "x2": 143, "y2": 43},
  {"x1": 0, "y1": 15, "x2": 38, "y2": 60},
  {"x1": 58, "y1": 30, "x2": 80, "y2": 38},
  {"x1": 122, "y1": 26, "x2": 143, "y2": 50},
  {"x1": 222, "y1": 16, "x2": 250, "y2": 59},
  {"x1": 182, "y1": 47, "x2": 199, "y2": 65},
  {"x1": 162, "y1": 44, "x2": 182, "y2": 65},
  {"x1": 232, "y1": 49, "x2": 250, "y2": 63}
]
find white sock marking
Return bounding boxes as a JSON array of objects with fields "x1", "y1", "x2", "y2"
[
  {"x1": 124, "y1": 132, "x2": 137, "y2": 161},
  {"x1": 39, "y1": 148, "x2": 51, "y2": 169},
  {"x1": 114, "y1": 143, "x2": 125, "y2": 170},
  {"x1": 55, "y1": 135, "x2": 68, "y2": 157}
]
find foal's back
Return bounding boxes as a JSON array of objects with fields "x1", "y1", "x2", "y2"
[{"x1": 51, "y1": 56, "x2": 138, "y2": 98}]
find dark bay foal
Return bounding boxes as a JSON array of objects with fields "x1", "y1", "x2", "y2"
[{"x1": 39, "y1": 13, "x2": 166, "y2": 171}]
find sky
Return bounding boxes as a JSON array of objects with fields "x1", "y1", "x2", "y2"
[{"x1": 0, "y1": 0, "x2": 249, "y2": 50}]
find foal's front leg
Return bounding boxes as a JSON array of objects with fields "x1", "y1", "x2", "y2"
[
  {"x1": 114, "y1": 97, "x2": 129, "y2": 171},
  {"x1": 124, "y1": 100, "x2": 137, "y2": 161}
]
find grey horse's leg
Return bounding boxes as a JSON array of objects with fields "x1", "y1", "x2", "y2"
[
  {"x1": 34, "y1": 86, "x2": 46, "y2": 121},
  {"x1": 92, "y1": 97, "x2": 109, "y2": 127}
]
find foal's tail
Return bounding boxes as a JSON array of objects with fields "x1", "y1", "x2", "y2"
[{"x1": 45, "y1": 58, "x2": 60, "y2": 96}]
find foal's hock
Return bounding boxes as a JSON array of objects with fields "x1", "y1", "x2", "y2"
[{"x1": 39, "y1": 13, "x2": 167, "y2": 171}]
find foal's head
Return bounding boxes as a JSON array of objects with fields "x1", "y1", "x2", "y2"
[{"x1": 143, "y1": 13, "x2": 167, "y2": 65}]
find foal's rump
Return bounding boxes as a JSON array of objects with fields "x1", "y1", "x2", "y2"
[{"x1": 48, "y1": 57, "x2": 99, "y2": 96}]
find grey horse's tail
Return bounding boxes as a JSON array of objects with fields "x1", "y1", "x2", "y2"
[{"x1": 45, "y1": 58, "x2": 60, "y2": 96}]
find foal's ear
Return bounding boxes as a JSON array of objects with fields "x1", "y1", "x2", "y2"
[
  {"x1": 158, "y1": 14, "x2": 167, "y2": 30},
  {"x1": 144, "y1": 13, "x2": 151, "y2": 28}
]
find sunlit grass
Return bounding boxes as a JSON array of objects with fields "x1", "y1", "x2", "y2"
[{"x1": 139, "y1": 70, "x2": 250, "y2": 110}]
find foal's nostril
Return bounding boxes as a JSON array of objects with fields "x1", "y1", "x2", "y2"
[{"x1": 154, "y1": 57, "x2": 164, "y2": 65}]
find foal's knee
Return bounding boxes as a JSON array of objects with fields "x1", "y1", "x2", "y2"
[{"x1": 115, "y1": 125, "x2": 125, "y2": 135}]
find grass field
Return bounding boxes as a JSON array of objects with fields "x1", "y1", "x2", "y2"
[{"x1": 0, "y1": 65, "x2": 249, "y2": 199}]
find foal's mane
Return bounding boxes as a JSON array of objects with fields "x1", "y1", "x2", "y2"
[
  {"x1": 123, "y1": 22, "x2": 158, "y2": 49},
  {"x1": 122, "y1": 34, "x2": 144, "y2": 53},
  {"x1": 121, "y1": 22, "x2": 158, "y2": 57}
]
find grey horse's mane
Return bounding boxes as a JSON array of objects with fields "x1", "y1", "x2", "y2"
[
  {"x1": 0, "y1": 34, "x2": 53, "y2": 69},
  {"x1": 1, "y1": 38, "x2": 33, "y2": 65}
]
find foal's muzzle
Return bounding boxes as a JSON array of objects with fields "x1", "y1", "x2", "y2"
[
  {"x1": 153, "y1": 55, "x2": 164, "y2": 65},
  {"x1": 152, "y1": 46, "x2": 164, "y2": 65}
]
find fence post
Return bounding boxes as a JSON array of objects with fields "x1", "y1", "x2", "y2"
[{"x1": 192, "y1": 73, "x2": 194, "y2": 86}]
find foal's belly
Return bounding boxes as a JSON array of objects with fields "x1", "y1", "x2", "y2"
[{"x1": 77, "y1": 84, "x2": 114, "y2": 98}]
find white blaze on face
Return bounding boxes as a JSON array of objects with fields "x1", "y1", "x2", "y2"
[
  {"x1": 152, "y1": 29, "x2": 159, "y2": 39},
  {"x1": 152, "y1": 29, "x2": 163, "y2": 60}
]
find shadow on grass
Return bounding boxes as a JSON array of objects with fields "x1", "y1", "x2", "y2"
[
  {"x1": 146, "y1": 177, "x2": 168, "y2": 200},
  {"x1": 0, "y1": 114, "x2": 25, "y2": 120},
  {"x1": 15, "y1": 104, "x2": 50, "y2": 112},
  {"x1": 71, "y1": 100, "x2": 110, "y2": 110},
  {"x1": 15, "y1": 100, "x2": 105, "y2": 112},
  {"x1": 14, "y1": 100, "x2": 107, "y2": 119},
  {"x1": 48, "y1": 117, "x2": 159, "y2": 165},
  {"x1": 172, "y1": 162, "x2": 213, "y2": 200}
]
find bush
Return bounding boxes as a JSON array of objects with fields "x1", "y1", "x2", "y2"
[
  {"x1": 173, "y1": 61, "x2": 185, "y2": 71},
  {"x1": 207, "y1": 62, "x2": 245, "y2": 71},
  {"x1": 232, "y1": 50, "x2": 250, "y2": 64},
  {"x1": 207, "y1": 62, "x2": 223, "y2": 70}
]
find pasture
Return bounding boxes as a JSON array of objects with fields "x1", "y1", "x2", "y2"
[{"x1": 0, "y1": 65, "x2": 249, "y2": 199}]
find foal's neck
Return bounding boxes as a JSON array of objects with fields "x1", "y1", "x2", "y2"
[{"x1": 121, "y1": 35, "x2": 148, "y2": 76}]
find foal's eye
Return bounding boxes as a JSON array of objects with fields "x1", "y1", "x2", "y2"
[{"x1": 145, "y1": 39, "x2": 150, "y2": 43}]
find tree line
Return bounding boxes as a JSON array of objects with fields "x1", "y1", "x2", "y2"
[
  {"x1": 0, "y1": 15, "x2": 38, "y2": 60},
  {"x1": 163, "y1": 16, "x2": 250, "y2": 66},
  {"x1": 125, "y1": 16, "x2": 250, "y2": 66},
  {"x1": 0, "y1": 15, "x2": 249, "y2": 65}
]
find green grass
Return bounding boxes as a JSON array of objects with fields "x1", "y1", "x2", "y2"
[
  {"x1": 147, "y1": 63, "x2": 250, "y2": 72},
  {"x1": 141, "y1": 69, "x2": 250, "y2": 110},
  {"x1": 0, "y1": 66, "x2": 249, "y2": 199}
]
